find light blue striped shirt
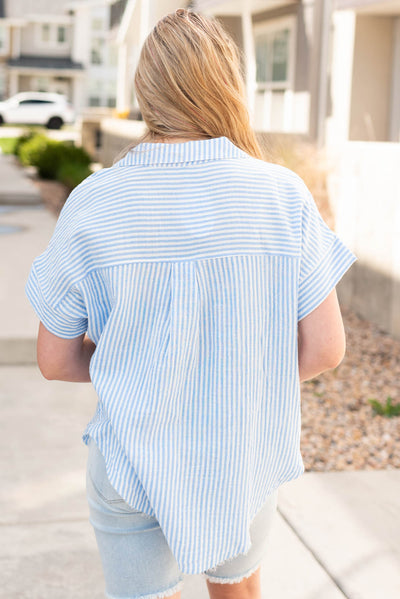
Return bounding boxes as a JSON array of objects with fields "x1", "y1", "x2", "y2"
[{"x1": 25, "y1": 136, "x2": 356, "y2": 574}]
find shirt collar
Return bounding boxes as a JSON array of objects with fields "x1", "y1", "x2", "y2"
[{"x1": 116, "y1": 136, "x2": 249, "y2": 167}]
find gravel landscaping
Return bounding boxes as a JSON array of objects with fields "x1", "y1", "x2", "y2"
[{"x1": 301, "y1": 305, "x2": 400, "y2": 472}]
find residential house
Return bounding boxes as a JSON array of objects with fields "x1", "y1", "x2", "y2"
[
  {"x1": 68, "y1": 0, "x2": 119, "y2": 110},
  {"x1": 2, "y1": 0, "x2": 84, "y2": 106},
  {"x1": 0, "y1": 0, "x2": 119, "y2": 112},
  {"x1": 195, "y1": 0, "x2": 400, "y2": 146}
]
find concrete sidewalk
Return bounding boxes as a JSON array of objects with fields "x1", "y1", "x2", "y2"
[
  {"x1": 1, "y1": 155, "x2": 399, "y2": 598},
  {"x1": 0, "y1": 204, "x2": 57, "y2": 363},
  {"x1": 0, "y1": 153, "x2": 42, "y2": 205}
]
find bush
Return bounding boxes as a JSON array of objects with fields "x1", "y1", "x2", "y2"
[
  {"x1": 18, "y1": 135, "x2": 92, "y2": 180},
  {"x1": 34, "y1": 141, "x2": 66, "y2": 179},
  {"x1": 13, "y1": 130, "x2": 38, "y2": 158},
  {"x1": 37, "y1": 142, "x2": 91, "y2": 180},
  {"x1": 18, "y1": 134, "x2": 49, "y2": 167},
  {"x1": 61, "y1": 143, "x2": 91, "y2": 167},
  {"x1": 57, "y1": 161, "x2": 92, "y2": 191}
]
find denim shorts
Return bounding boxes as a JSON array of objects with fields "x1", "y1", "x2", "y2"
[{"x1": 86, "y1": 437, "x2": 278, "y2": 599}]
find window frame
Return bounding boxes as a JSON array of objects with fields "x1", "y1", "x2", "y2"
[
  {"x1": 253, "y1": 16, "x2": 297, "y2": 92},
  {"x1": 35, "y1": 22, "x2": 69, "y2": 48},
  {"x1": 57, "y1": 25, "x2": 68, "y2": 45},
  {"x1": 90, "y1": 36, "x2": 105, "y2": 65}
]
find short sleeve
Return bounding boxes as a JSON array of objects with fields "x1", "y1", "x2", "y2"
[
  {"x1": 298, "y1": 186, "x2": 357, "y2": 321},
  {"x1": 25, "y1": 181, "x2": 91, "y2": 339},
  {"x1": 25, "y1": 264, "x2": 88, "y2": 338}
]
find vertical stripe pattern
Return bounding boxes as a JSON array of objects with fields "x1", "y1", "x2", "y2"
[{"x1": 25, "y1": 136, "x2": 356, "y2": 574}]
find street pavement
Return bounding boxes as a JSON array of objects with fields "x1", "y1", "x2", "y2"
[{"x1": 1, "y1": 151, "x2": 399, "y2": 598}]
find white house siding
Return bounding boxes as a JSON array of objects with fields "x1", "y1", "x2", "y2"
[
  {"x1": 19, "y1": 22, "x2": 72, "y2": 58},
  {"x1": 349, "y1": 15, "x2": 394, "y2": 141}
]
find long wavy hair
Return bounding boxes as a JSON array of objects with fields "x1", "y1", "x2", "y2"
[{"x1": 118, "y1": 7, "x2": 263, "y2": 160}]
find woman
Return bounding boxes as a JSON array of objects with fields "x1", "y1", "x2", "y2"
[{"x1": 25, "y1": 8, "x2": 356, "y2": 599}]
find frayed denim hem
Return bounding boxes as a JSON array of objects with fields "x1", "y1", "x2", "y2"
[
  {"x1": 105, "y1": 578, "x2": 184, "y2": 599},
  {"x1": 202, "y1": 560, "x2": 261, "y2": 585}
]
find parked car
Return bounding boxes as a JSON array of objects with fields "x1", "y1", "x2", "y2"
[{"x1": 0, "y1": 92, "x2": 75, "y2": 129}]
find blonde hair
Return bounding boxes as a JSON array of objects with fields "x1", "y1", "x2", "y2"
[{"x1": 120, "y1": 7, "x2": 263, "y2": 160}]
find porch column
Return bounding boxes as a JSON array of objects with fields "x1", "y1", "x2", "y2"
[
  {"x1": 325, "y1": 10, "x2": 356, "y2": 147},
  {"x1": 116, "y1": 42, "x2": 130, "y2": 113},
  {"x1": 241, "y1": 7, "x2": 256, "y2": 126}
]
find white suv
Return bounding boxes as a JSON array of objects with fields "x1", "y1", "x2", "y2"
[{"x1": 0, "y1": 92, "x2": 75, "y2": 129}]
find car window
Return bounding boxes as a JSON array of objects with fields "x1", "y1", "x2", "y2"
[{"x1": 18, "y1": 99, "x2": 55, "y2": 105}]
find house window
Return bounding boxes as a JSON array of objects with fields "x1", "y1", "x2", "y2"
[
  {"x1": 41, "y1": 24, "x2": 51, "y2": 43},
  {"x1": 91, "y1": 38, "x2": 104, "y2": 65},
  {"x1": 89, "y1": 79, "x2": 102, "y2": 106},
  {"x1": 37, "y1": 23, "x2": 69, "y2": 47},
  {"x1": 57, "y1": 26, "x2": 67, "y2": 43},
  {"x1": 255, "y1": 26, "x2": 291, "y2": 87},
  {"x1": 253, "y1": 17, "x2": 296, "y2": 132},
  {"x1": 89, "y1": 96, "x2": 101, "y2": 107}
]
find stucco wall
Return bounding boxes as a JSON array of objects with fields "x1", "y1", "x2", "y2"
[
  {"x1": 328, "y1": 141, "x2": 400, "y2": 339},
  {"x1": 349, "y1": 15, "x2": 394, "y2": 142}
]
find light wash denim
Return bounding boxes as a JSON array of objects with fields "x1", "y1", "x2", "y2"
[{"x1": 86, "y1": 437, "x2": 278, "y2": 599}]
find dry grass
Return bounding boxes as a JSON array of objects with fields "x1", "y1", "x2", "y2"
[{"x1": 257, "y1": 133, "x2": 335, "y2": 229}]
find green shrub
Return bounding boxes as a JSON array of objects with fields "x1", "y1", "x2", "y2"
[
  {"x1": 18, "y1": 134, "x2": 49, "y2": 167},
  {"x1": 38, "y1": 143, "x2": 91, "y2": 180},
  {"x1": 13, "y1": 130, "x2": 37, "y2": 158},
  {"x1": 19, "y1": 136, "x2": 92, "y2": 180},
  {"x1": 57, "y1": 161, "x2": 92, "y2": 191},
  {"x1": 60, "y1": 143, "x2": 91, "y2": 167},
  {"x1": 34, "y1": 140, "x2": 70, "y2": 179},
  {"x1": 16, "y1": 133, "x2": 92, "y2": 187}
]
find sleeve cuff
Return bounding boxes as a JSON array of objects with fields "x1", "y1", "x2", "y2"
[
  {"x1": 25, "y1": 265, "x2": 88, "y2": 339},
  {"x1": 298, "y1": 236, "x2": 357, "y2": 321}
]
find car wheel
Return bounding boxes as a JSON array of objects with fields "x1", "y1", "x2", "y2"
[{"x1": 46, "y1": 117, "x2": 63, "y2": 130}]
